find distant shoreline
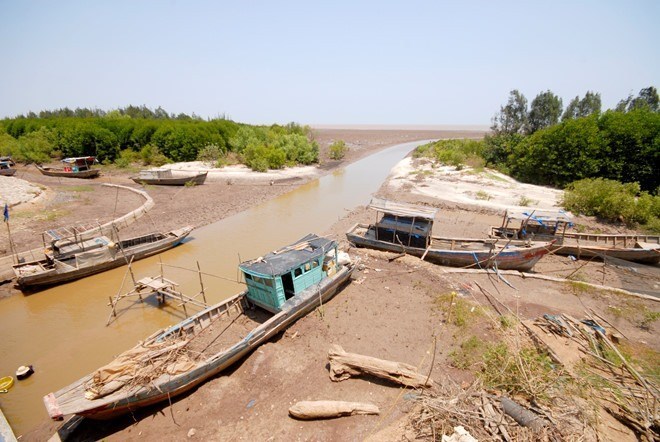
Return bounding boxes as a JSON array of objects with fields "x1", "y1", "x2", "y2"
[{"x1": 309, "y1": 123, "x2": 490, "y2": 131}]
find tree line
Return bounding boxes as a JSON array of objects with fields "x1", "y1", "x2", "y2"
[
  {"x1": 0, "y1": 106, "x2": 319, "y2": 171},
  {"x1": 485, "y1": 87, "x2": 659, "y2": 192}
]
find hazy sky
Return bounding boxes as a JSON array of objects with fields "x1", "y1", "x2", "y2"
[{"x1": 1, "y1": 1, "x2": 658, "y2": 125}]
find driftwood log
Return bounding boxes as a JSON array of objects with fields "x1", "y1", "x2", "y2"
[
  {"x1": 288, "y1": 400, "x2": 379, "y2": 420},
  {"x1": 328, "y1": 345, "x2": 432, "y2": 388}
]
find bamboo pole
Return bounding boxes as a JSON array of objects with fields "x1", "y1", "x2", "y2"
[
  {"x1": 442, "y1": 268, "x2": 660, "y2": 302},
  {"x1": 197, "y1": 261, "x2": 207, "y2": 305}
]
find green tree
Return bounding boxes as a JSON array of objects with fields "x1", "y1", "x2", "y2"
[
  {"x1": 527, "y1": 90, "x2": 562, "y2": 134},
  {"x1": 598, "y1": 109, "x2": 660, "y2": 191},
  {"x1": 510, "y1": 116, "x2": 603, "y2": 187},
  {"x1": 562, "y1": 91, "x2": 602, "y2": 121},
  {"x1": 491, "y1": 90, "x2": 528, "y2": 135},
  {"x1": 616, "y1": 86, "x2": 659, "y2": 113},
  {"x1": 17, "y1": 127, "x2": 57, "y2": 163}
]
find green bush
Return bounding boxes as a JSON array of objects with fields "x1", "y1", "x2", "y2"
[
  {"x1": 17, "y1": 127, "x2": 57, "y2": 164},
  {"x1": 414, "y1": 139, "x2": 485, "y2": 168},
  {"x1": 562, "y1": 178, "x2": 660, "y2": 226},
  {"x1": 481, "y1": 342, "x2": 561, "y2": 402},
  {"x1": 196, "y1": 144, "x2": 225, "y2": 165},
  {"x1": 114, "y1": 149, "x2": 140, "y2": 168},
  {"x1": 329, "y1": 140, "x2": 348, "y2": 160},
  {"x1": 139, "y1": 144, "x2": 170, "y2": 166}
]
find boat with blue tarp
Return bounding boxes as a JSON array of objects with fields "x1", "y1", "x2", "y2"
[
  {"x1": 491, "y1": 208, "x2": 660, "y2": 264},
  {"x1": 44, "y1": 234, "x2": 354, "y2": 420}
]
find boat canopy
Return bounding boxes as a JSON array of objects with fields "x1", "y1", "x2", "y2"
[
  {"x1": 62, "y1": 156, "x2": 97, "y2": 164},
  {"x1": 503, "y1": 208, "x2": 573, "y2": 226},
  {"x1": 369, "y1": 197, "x2": 438, "y2": 220},
  {"x1": 240, "y1": 234, "x2": 335, "y2": 277},
  {"x1": 137, "y1": 169, "x2": 173, "y2": 179}
]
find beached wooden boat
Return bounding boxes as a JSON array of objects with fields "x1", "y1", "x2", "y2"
[
  {"x1": 347, "y1": 198, "x2": 553, "y2": 271},
  {"x1": 130, "y1": 169, "x2": 207, "y2": 186},
  {"x1": 44, "y1": 234, "x2": 354, "y2": 420},
  {"x1": 13, "y1": 226, "x2": 192, "y2": 289},
  {"x1": 490, "y1": 208, "x2": 660, "y2": 264},
  {"x1": 36, "y1": 157, "x2": 100, "y2": 178},
  {"x1": 0, "y1": 160, "x2": 16, "y2": 176}
]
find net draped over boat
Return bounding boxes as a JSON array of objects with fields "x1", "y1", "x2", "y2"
[
  {"x1": 74, "y1": 247, "x2": 118, "y2": 268},
  {"x1": 84, "y1": 340, "x2": 196, "y2": 400}
]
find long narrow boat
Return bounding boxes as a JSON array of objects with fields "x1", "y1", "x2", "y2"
[
  {"x1": 13, "y1": 226, "x2": 192, "y2": 289},
  {"x1": 44, "y1": 234, "x2": 354, "y2": 420},
  {"x1": 36, "y1": 157, "x2": 100, "y2": 179},
  {"x1": 130, "y1": 169, "x2": 208, "y2": 186},
  {"x1": 347, "y1": 198, "x2": 553, "y2": 272},
  {"x1": 490, "y1": 208, "x2": 660, "y2": 264}
]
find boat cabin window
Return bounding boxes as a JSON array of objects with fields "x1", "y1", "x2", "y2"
[{"x1": 294, "y1": 268, "x2": 302, "y2": 277}]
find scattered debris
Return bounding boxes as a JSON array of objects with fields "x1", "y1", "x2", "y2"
[{"x1": 441, "y1": 425, "x2": 477, "y2": 442}]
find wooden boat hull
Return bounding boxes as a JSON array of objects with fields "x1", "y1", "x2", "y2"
[
  {"x1": 36, "y1": 165, "x2": 100, "y2": 179},
  {"x1": 348, "y1": 223, "x2": 552, "y2": 272},
  {"x1": 44, "y1": 263, "x2": 354, "y2": 420},
  {"x1": 490, "y1": 227, "x2": 660, "y2": 264},
  {"x1": 0, "y1": 169, "x2": 16, "y2": 176},
  {"x1": 550, "y1": 243, "x2": 660, "y2": 264},
  {"x1": 14, "y1": 227, "x2": 192, "y2": 289},
  {"x1": 131, "y1": 172, "x2": 207, "y2": 186}
]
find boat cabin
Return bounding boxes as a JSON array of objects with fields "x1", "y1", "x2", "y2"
[
  {"x1": 493, "y1": 208, "x2": 573, "y2": 240},
  {"x1": 368, "y1": 198, "x2": 437, "y2": 249},
  {"x1": 0, "y1": 156, "x2": 15, "y2": 166},
  {"x1": 61, "y1": 156, "x2": 97, "y2": 173},
  {"x1": 136, "y1": 169, "x2": 174, "y2": 180},
  {"x1": 239, "y1": 234, "x2": 340, "y2": 313},
  {"x1": 0, "y1": 161, "x2": 15, "y2": 175},
  {"x1": 42, "y1": 224, "x2": 117, "y2": 259}
]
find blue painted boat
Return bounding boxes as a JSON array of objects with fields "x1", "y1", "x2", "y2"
[{"x1": 44, "y1": 234, "x2": 354, "y2": 420}]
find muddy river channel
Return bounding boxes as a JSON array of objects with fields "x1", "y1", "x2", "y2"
[{"x1": 0, "y1": 140, "x2": 428, "y2": 434}]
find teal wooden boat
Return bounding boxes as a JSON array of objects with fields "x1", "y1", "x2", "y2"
[{"x1": 45, "y1": 234, "x2": 354, "y2": 420}]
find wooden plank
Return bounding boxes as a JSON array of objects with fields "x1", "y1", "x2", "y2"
[{"x1": 0, "y1": 405, "x2": 17, "y2": 442}]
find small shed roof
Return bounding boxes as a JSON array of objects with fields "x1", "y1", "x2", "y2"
[
  {"x1": 369, "y1": 197, "x2": 438, "y2": 221},
  {"x1": 504, "y1": 208, "x2": 573, "y2": 224},
  {"x1": 240, "y1": 234, "x2": 335, "y2": 277}
]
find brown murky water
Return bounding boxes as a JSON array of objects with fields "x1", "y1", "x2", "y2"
[{"x1": 0, "y1": 140, "x2": 427, "y2": 435}]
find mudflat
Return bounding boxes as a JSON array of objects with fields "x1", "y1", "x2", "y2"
[{"x1": 3, "y1": 127, "x2": 658, "y2": 441}]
